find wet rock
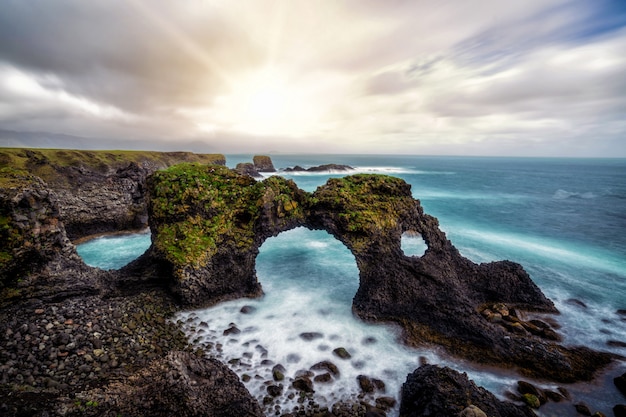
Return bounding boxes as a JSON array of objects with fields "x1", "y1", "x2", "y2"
[
  {"x1": 240, "y1": 305, "x2": 257, "y2": 314},
  {"x1": 375, "y1": 396, "x2": 396, "y2": 411},
  {"x1": 292, "y1": 376, "x2": 314, "y2": 393},
  {"x1": 522, "y1": 394, "x2": 540, "y2": 409},
  {"x1": 300, "y1": 332, "x2": 323, "y2": 341},
  {"x1": 267, "y1": 384, "x2": 283, "y2": 397},
  {"x1": 357, "y1": 375, "x2": 375, "y2": 394},
  {"x1": 567, "y1": 299, "x2": 588, "y2": 308},
  {"x1": 400, "y1": 365, "x2": 535, "y2": 417},
  {"x1": 332, "y1": 347, "x2": 352, "y2": 360},
  {"x1": 272, "y1": 364, "x2": 286, "y2": 381},
  {"x1": 574, "y1": 402, "x2": 592, "y2": 416},
  {"x1": 313, "y1": 373, "x2": 333, "y2": 383},
  {"x1": 311, "y1": 361, "x2": 339, "y2": 377},
  {"x1": 614, "y1": 372, "x2": 626, "y2": 397},
  {"x1": 517, "y1": 381, "x2": 546, "y2": 405},
  {"x1": 223, "y1": 324, "x2": 241, "y2": 336}
]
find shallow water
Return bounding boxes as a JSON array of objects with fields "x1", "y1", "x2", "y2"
[{"x1": 77, "y1": 155, "x2": 626, "y2": 415}]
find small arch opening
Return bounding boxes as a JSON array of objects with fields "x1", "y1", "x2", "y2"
[
  {"x1": 75, "y1": 228, "x2": 151, "y2": 270},
  {"x1": 401, "y1": 230, "x2": 427, "y2": 257}
]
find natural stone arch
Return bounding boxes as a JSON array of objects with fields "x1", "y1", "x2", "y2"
[
  {"x1": 146, "y1": 163, "x2": 613, "y2": 382},
  {"x1": 254, "y1": 226, "x2": 360, "y2": 305}
]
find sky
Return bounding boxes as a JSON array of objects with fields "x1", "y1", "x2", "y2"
[{"x1": 0, "y1": 0, "x2": 625, "y2": 157}]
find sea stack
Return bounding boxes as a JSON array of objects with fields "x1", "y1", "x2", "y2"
[{"x1": 253, "y1": 155, "x2": 276, "y2": 172}]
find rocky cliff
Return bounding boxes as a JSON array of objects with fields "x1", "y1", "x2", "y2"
[
  {"x1": 0, "y1": 149, "x2": 225, "y2": 240},
  {"x1": 146, "y1": 165, "x2": 614, "y2": 383},
  {"x1": 0, "y1": 153, "x2": 619, "y2": 416}
]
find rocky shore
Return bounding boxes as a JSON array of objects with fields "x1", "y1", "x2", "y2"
[{"x1": 1, "y1": 150, "x2": 625, "y2": 416}]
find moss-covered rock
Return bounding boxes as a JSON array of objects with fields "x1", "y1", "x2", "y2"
[
  {"x1": 144, "y1": 165, "x2": 614, "y2": 383},
  {"x1": 147, "y1": 163, "x2": 308, "y2": 305}
]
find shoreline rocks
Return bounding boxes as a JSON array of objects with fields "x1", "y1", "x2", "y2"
[
  {"x1": 400, "y1": 365, "x2": 535, "y2": 417},
  {"x1": 1, "y1": 150, "x2": 622, "y2": 416}
]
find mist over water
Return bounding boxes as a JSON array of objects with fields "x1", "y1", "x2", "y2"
[{"x1": 77, "y1": 156, "x2": 626, "y2": 415}]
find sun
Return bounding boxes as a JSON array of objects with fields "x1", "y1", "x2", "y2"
[{"x1": 209, "y1": 68, "x2": 321, "y2": 136}]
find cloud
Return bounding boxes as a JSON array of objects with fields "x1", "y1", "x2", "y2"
[{"x1": 0, "y1": 0, "x2": 625, "y2": 156}]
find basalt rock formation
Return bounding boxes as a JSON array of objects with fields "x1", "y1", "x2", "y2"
[
  {"x1": 147, "y1": 164, "x2": 614, "y2": 382},
  {"x1": 0, "y1": 167, "x2": 104, "y2": 302}
]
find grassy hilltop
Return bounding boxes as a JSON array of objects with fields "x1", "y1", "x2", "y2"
[{"x1": 0, "y1": 148, "x2": 225, "y2": 185}]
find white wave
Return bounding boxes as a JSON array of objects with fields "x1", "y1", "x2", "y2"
[
  {"x1": 553, "y1": 189, "x2": 597, "y2": 200},
  {"x1": 264, "y1": 166, "x2": 456, "y2": 177}
]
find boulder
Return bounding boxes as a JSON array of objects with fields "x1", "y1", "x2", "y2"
[
  {"x1": 615, "y1": 372, "x2": 626, "y2": 397},
  {"x1": 235, "y1": 162, "x2": 262, "y2": 178},
  {"x1": 399, "y1": 365, "x2": 535, "y2": 417}
]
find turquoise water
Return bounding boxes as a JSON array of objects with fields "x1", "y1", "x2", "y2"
[
  {"x1": 76, "y1": 229, "x2": 151, "y2": 270},
  {"x1": 77, "y1": 156, "x2": 626, "y2": 415}
]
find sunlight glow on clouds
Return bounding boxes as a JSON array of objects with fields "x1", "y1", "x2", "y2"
[{"x1": 0, "y1": 0, "x2": 625, "y2": 156}]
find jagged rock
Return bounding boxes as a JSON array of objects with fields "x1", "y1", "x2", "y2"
[
  {"x1": 0, "y1": 170, "x2": 106, "y2": 303},
  {"x1": 253, "y1": 155, "x2": 276, "y2": 172},
  {"x1": 615, "y1": 372, "x2": 626, "y2": 397},
  {"x1": 235, "y1": 162, "x2": 262, "y2": 178},
  {"x1": 145, "y1": 167, "x2": 614, "y2": 382},
  {"x1": 399, "y1": 365, "x2": 535, "y2": 417}
]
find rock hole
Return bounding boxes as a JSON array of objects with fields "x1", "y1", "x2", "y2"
[{"x1": 401, "y1": 231, "x2": 427, "y2": 257}]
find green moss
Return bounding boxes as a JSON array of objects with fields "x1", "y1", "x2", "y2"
[
  {"x1": 0, "y1": 148, "x2": 226, "y2": 184},
  {"x1": 313, "y1": 174, "x2": 408, "y2": 231},
  {"x1": 148, "y1": 164, "x2": 309, "y2": 269},
  {"x1": 149, "y1": 164, "x2": 258, "y2": 267}
]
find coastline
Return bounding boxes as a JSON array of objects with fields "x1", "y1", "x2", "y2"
[{"x1": 2, "y1": 150, "x2": 625, "y2": 416}]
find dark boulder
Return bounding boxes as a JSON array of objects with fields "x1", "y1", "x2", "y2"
[
  {"x1": 235, "y1": 162, "x2": 262, "y2": 178},
  {"x1": 615, "y1": 372, "x2": 626, "y2": 397},
  {"x1": 399, "y1": 365, "x2": 535, "y2": 417}
]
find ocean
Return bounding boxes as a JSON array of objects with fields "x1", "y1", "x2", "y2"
[{"x1": 77, "y1": 155, "x2": 626, "y2": 416}]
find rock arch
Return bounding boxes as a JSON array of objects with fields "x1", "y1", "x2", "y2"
[{"x1": 146, "y1": 163, "x2": 613, "y2": 382}]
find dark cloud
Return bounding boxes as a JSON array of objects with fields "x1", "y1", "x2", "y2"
[{"x1": 0, "y1": 0, "x2": 263, "y2": 112}]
